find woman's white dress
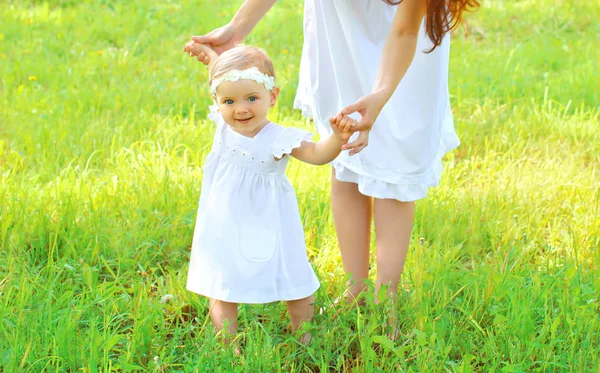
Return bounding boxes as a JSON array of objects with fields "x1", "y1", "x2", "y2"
[
  {"x1": 186, "y1": 106, "x2": 320, "y2": 304},
  {"x1": 294, "y1": 0, "x2": 459, "y2": 201}
]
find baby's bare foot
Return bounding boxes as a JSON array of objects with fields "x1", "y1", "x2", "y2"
[{"x1": 298, "y1": 331, "x2": 312, "y2": 345}]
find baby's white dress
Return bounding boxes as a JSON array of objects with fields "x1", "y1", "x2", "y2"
[
  {"x1": 186, "y1": 106, "x2": 320, "y2": 304},
  {"x1": 294, "y1": 0, "x2": 460, "y2": 202}
]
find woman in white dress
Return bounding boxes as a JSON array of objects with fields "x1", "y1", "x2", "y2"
[
  {"x1": 185, "y1": 0, "x2": 479, "y2": 312},
  {"x1": 184, "y1": 44, "x2": 354, "y2": 336}
]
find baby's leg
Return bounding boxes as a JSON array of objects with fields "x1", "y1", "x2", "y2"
[
  {"x1": 286, "y1": 295, "x2": 315, "y2": 343},
  {"x1": 208, "y1": 298, "x2": 238, "y2": 335},
  {"x1": 286, "y1": 295, "x2": 315, "y2": 330},
  {"x1": 373, "y1": 198, "x2": 415, "y2": 299},
  {"x1": 331, "y1": 169, "x2": 372, "y2": 301}
]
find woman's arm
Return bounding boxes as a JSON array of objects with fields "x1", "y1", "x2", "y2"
[
  {"x1": 227, "y1": 0, "x2": 278, "y2": 41},
  {"x1": 371, "y1": 0, "x2": 426, "y2": 105},
  {"x1": 340, "y1": 0, "x2": 427, "y2": 154}
]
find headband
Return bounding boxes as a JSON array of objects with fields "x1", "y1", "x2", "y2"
[{"x1": 210, "y1": 67, "x2": 276, "y2": 96}]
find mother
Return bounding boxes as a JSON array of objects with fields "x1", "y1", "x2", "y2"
[{"x1": 185, "y1": 0, "x2": 478, "y2": 305}]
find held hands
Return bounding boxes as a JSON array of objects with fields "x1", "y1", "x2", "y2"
[
  {"x1": 184, "y1": 43, "x2": 219, "y2": 69},
  {"x1": 329, "y1": 112, "x2": 369, "y2": 156},
  {"x1": 329, "y1": 114, "x2": 357, "y2": 146},
  {"x1": 337, "y1": 90, "x2": 390, "y2": 155},
  {"x1": 184, "y1": 23, "x2": 243, "y2": 63}
]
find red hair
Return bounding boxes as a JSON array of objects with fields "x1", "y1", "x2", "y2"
[{"x1": 384, "y1": 0, "x2": 480, "y2": 52}]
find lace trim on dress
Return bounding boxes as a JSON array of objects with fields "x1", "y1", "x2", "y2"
[{"x1": 272, "y1": 128, "x2": 313, "y2": 158}]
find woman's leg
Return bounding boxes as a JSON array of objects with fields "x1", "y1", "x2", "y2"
[
  {"x1": 373, "y1": 198, "x2": 415, "y2": 299},
  {"x1": 331, "y1": 169, "x2": 373, "y2": 301},
  {"x1": 208, "y1": 298, "x2": 238, "y2": 335},
  {"x1": 373, "y1": 198, "x2": 414, "y2": 339}
]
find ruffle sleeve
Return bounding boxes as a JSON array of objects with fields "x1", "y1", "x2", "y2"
[
  {"x1": 207, "y1": 103, "x2": 226, "y2": 129},
  {"x1": 272, "y1": 127, "x2": 314, "y2": 158}
]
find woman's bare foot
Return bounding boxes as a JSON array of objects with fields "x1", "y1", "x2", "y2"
[{"x1": 382, "y1": 301, "x2": 400, "y2": 341}]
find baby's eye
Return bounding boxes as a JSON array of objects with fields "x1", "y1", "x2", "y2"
[
  {"x1": 248, "y1": 96, "x2": 257, "y2": 102},
  {"x1": 224, "y1": 99, "x2": 234, "y2": 105}
]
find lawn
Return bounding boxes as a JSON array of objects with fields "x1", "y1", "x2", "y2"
[{"x1": 0, "y1": 0, "x2": 598, "y2": 371}]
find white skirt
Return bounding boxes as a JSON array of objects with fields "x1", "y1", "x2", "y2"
[{"x1": 294, "y1": 0, "x2": 460, "y2": 201}]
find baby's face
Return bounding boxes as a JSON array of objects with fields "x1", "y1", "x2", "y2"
[{"x1": 215, "y1": 79, "x2": 278, "y2": 137}]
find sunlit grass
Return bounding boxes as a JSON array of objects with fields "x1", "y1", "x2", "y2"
[{"x1": 1, "y1": 0, "x2": 599, "y2": 371}]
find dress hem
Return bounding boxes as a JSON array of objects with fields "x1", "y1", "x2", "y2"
[
  {"x1": 295, "y1": 97, "x2": 460, "y2": 202},
  {"x1": 186, "y1": 282, "x2": 320, "y2": 304}
]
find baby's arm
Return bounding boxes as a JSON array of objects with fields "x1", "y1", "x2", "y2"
[
  {"x1": 187, "y1": 42, "x2": 219, "y2": 71},
  {"x1": 290, "y1": 116, "x2": 356, "y2": 165}
]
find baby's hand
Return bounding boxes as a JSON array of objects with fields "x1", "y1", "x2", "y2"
[
  {"x1": 185, "y1": 42, "x2": 218, "y2": 68},
  {"x1": 329, "y1": 114, "x2": 357, "y2": 143}
]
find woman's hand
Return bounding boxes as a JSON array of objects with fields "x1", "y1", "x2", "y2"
[
  {"x1": 338, "y1": 90, "x2": 390, "y2": 155},
  {"x1": 184, "y1": 23, "x2": 243, "y2": 63},
  {"x1": 184, "y1": 1, "x2": 277, "y2": 62}
]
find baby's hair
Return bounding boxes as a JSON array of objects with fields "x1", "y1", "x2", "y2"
[{"x1": 209, "y1": 45, "x2": 276, "y2": 89}]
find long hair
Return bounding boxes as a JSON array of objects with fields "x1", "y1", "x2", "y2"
[{"x1": 383, "y1": 0, "x2": 480, "y2": 52}]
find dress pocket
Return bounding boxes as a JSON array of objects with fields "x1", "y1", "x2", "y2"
[{"x1": 238, "y1": 222, "x2": 277, "y2": 262}]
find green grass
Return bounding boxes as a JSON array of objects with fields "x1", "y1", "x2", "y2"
[{"x1": 1, "y1": 0, "x2": 599, "y2": 371}]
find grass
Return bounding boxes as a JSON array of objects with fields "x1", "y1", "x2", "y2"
[{"x1": 1, "y1": 0, "x2": 599, "y2": 371}]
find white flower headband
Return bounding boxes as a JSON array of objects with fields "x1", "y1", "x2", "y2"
[{"x1": 210, "y1": 67, "x2": 276, "y2": 96}]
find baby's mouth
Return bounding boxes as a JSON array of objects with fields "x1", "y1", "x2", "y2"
[{"x1": 236, "y1": 117, "x2": 253, "y2": 124}]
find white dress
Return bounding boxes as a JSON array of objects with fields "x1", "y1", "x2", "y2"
[
  {"x1": 294, "y1": 0, "x2": 460, "y2": 202},
  {"x1": 186, "y1": 106, "x2": 320, "y2": 304}
]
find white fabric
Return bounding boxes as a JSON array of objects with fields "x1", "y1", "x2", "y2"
[
  {"x1": 272, "y1": 127, "x2": 313, "y2": 159},
  {"x1": 210, "y1": 67, "x2": 276, "y2": 96},
  {"x1": 294, "y1": 0, "x2": 460, "y2": 201},
  {"x1": 187, "y1": 106, "x2": 319, "y2": 303}
]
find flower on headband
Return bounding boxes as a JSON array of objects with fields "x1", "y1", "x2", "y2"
[{"x1": 210, "y1": 67, "x2": 276, "y2": 96}]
